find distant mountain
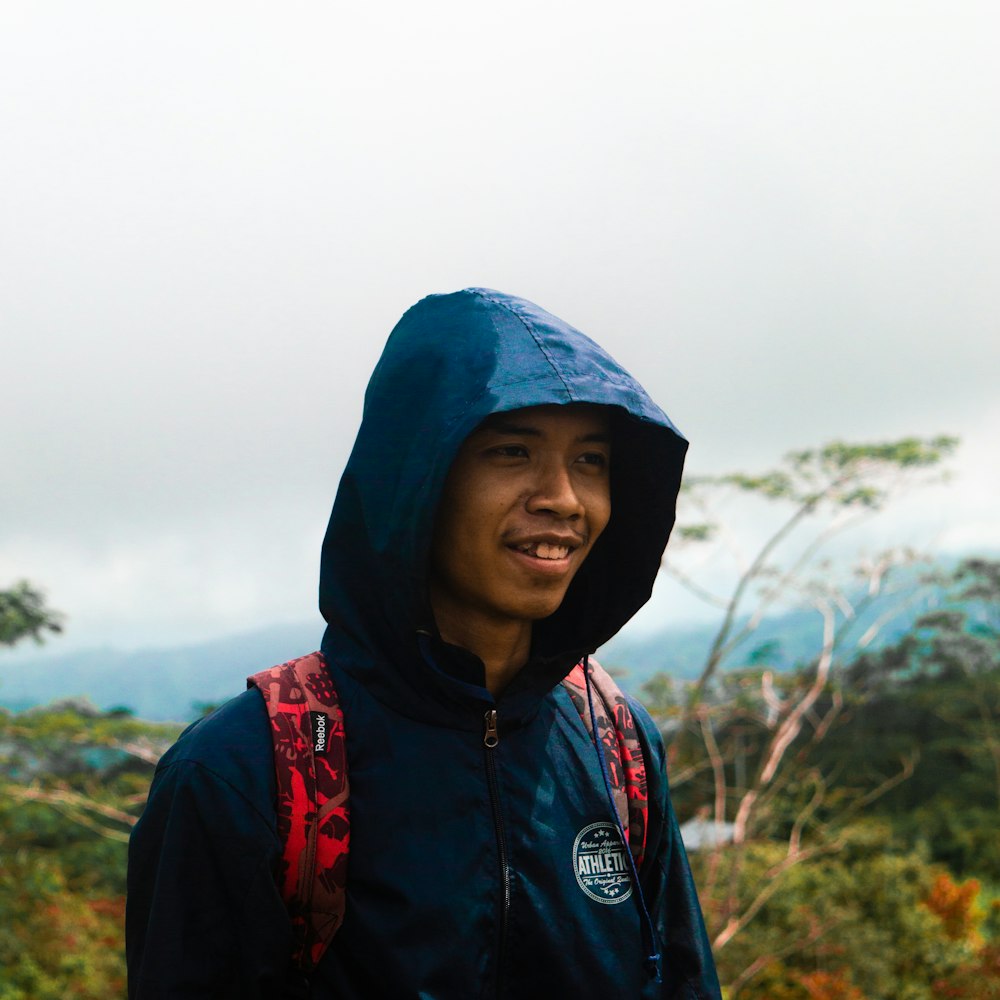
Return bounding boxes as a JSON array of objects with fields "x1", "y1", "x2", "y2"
[
  {"x1": 0, "y1": 621, "x2": 325, "y2": 722},
  {"x1": 0, "y1": 562, "x2": 962, "y2": 721},
  {"x1": 599, "y1": 571, "x2": 949, "y2": 690}
]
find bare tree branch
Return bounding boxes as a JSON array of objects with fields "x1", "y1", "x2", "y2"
[
  {"x1": 9, "y1": 783, "x2": 139, "y2": 836},
  {"x1": 728, "y1": 915, "x2": 836, "y2": 998}
]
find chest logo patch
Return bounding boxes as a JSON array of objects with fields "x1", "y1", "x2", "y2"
[{"x1": 573, "y1": 821, "x2": 633, "y2": 904}]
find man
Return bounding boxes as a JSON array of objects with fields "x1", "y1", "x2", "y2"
[{"x1": 127, "y1": 288, "x2": 721, "y2": 998}]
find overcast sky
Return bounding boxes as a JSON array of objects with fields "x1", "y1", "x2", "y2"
[{"x1": 2, "y1": 1, "x2": 998, "y2": 654}]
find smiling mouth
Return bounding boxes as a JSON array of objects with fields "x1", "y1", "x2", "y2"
[{"x1": 513, "y1": 541, "x2": 575, "y2": 560}]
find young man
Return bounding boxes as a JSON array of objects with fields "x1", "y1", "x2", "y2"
[{"x1": 127, "y1": 288, "x2": 721, "y2": 999}]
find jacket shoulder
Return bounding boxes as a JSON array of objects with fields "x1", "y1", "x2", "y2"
[
  {"x1": 155, "y1": 687, "x2": 276, "y2": 822},
  {"x1": 127, "y1": 688, "x2": 294, "y2": 997}
]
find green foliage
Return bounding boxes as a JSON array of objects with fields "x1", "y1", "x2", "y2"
[
  {"x1": 717, "y1": 471, "x2": 795, "y2": 499},
  {"x1": 957, "y1": 557, "x2": 1000, "y2": 610},
  {"x1": 0, "y1": 853, "x2": 126, "y2": 1000},
  {"x1": 792, "y1": 436, "x2": 959, "y2": 472},
  {"x1": 675, "y1": 523, "x2": 717, "y2": 543},
  {"x1": 684, "y1": 435, "x2": 959, "y2": 529},
  {"x1": 839, "y1": 559, "x2": 1000, "y2": 853},
  {"x1": 667, "y1": 435, "x2": 958, "y2": 715},
  {"x1": 698, "y1": 825, "x2": 978, "y2": 999},
  {"x1": 641, "y1": 559, "x2": 1000, "y2": 997},
  {"x1": 0, "y1": 705, "x2": 180, "y2": 992},
  {"x1": 0, "y1": 581, "x2": 63, "y2": 647}
]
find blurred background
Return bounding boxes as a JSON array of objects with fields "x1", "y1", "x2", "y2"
[{"x1": 2, "y1": 2, "x2": 998, "y2": 996}]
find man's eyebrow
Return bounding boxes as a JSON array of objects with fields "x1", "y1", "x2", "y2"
[{"x1": 481, "y1": 419, "x2": 543, "y2": 437}]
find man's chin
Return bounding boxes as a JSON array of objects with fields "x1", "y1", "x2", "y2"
[{"x1": 514, "y1": 591, "x2": 572, "y2": 623}]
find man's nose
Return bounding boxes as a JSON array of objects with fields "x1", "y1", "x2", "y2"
[{"x1": 525, "y1": 462, "x2": 584, "y2": 519}]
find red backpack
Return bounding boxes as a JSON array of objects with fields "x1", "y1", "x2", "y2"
[{"x1": 248, "y1": 652, "x2": 648, "y2": 975}]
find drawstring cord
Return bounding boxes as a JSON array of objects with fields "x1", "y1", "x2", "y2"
[{"x1": 583, "y1": 654, "x2": 662, "y2": 983}]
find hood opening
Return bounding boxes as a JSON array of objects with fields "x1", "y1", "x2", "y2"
[{"x1": 319, "y1": 288, "x2": 687, "y2": 703}]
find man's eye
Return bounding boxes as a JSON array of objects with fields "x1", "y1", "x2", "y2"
[
  {"x1": 577, "y1": 452, "x2": 609, "y2": 469},
  {"x1": 491, "y1": 445, "x2": 529, "y2": 459}
]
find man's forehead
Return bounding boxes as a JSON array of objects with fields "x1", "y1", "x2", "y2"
[{"x1": 475, "y1": 403, "x2": 613, "y2": 440}]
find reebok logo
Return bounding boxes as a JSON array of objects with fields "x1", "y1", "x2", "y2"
[{"x1": 311, "y1": 712, "x2": 329, "y2": 755}]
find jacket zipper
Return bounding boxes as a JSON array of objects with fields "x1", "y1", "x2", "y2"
[{"x1": 483, "y1": 708, "x2": 509, "y2": 999}]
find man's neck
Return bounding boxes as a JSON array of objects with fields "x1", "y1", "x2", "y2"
[{"x1": 430, "y1": 601, "x2": 531, "y2": 698}]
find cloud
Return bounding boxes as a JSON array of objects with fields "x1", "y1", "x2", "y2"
[{"x1": 2, "y1": 1, "x2": 998, "y2": 648}]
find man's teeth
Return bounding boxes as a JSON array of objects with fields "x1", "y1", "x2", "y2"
[{"x1": 518, "y1": 542, "x2": 570, "y2": 560}]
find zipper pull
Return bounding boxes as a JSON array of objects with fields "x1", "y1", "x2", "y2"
[{"x1": 483, "y1": 709, "x2": 499, "y2": 749}]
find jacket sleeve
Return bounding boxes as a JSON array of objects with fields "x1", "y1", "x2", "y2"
[
  {"x1": 631, "y1": 698, "x2": 723, "y2": 1000},
  {"x1": 126, "y1": 698, "x2": 302, "y2": 999}
]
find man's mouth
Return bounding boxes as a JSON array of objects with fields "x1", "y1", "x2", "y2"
[{"x1": 513, "y1": 542, "x2": 573, "y2": 560}]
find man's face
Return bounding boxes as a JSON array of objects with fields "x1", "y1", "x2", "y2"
[{"x1": 429, "y1": 404, "x2": 612, "y2": 634}]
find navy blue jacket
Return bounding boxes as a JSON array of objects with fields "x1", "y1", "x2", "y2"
[{"x1": 127, "y1": 289, "x2": 722, "y2": 999}]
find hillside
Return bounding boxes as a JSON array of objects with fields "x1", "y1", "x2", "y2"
[
  {"x1": 0, "y1": 621, "x2": 323, "y2": 721},
  {"x1": 599, "y1": 575, "x2": 945, "y2": 689},
  {"x1": 0, "y1": 569, "x2": 949, "y2": 721}
]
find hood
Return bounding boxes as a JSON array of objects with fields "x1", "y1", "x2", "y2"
[{"x1": 319, "y1": 288, "x2": 687, "y2": 704}]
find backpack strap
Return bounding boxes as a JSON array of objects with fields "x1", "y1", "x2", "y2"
[
  {"x1": 561, "y1": 658, "x2": 649, "y2": 869},
  {"x1": 248, "y1": 652, "x2": 349, "y2": 974}
]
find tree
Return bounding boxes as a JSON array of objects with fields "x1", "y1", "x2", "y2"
[
  {"x1": 669, "y1": 435, "x2": 957, "y2": 707},
  {"x1": 639, "y1": 435, "x2": 959, "y2": 995},
  {"x1": 691, "y1": 823, "x2": 981, "y2": 1000},
  {"x1": 0, "y1": 582, "x2": 177, "y2": 997},
  {"x1": 0, "y1": 704, "x2": 181, "y2": 999},
  {"x1": 0, "y1": 580, "x2": 63, "y2": 647},
  {"x1": 837, "y1": 558, "x2": 1000, "y2": 880}
]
